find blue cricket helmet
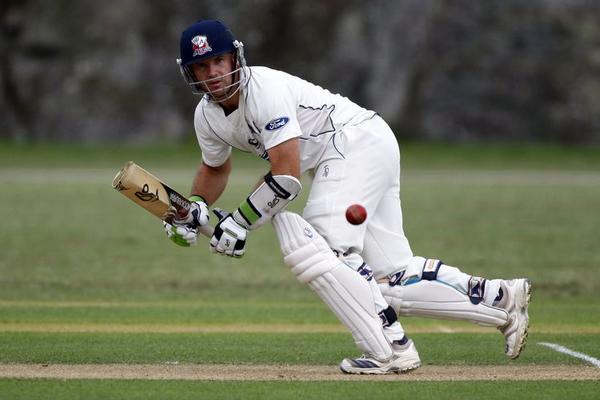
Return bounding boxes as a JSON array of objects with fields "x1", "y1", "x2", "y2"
[
  {"x1": 179, "y1": 20, "x2": 237, "y2": 66},
  {"x1": 177, "y1": 19, "x2": 248, "y2": 99}
]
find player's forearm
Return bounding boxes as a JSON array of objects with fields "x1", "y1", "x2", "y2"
[
  {"x1": 268, "y1": 138, "x2": 301, "y2": 179},
  {"x1": 232, "y1": 139, "x2": 302, "y2": 231},
  {"x1": 190, "y1": 158, "x2": 231, "y2": 205}
]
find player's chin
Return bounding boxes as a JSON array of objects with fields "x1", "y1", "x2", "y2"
[
  {"x1": 201, "y1": 82, "x2": 222, "y2": 96},
  {"x1": 210, "y1": 88, "x2": 232, "y2": 102}
]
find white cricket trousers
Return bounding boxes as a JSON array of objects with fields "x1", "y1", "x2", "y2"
[{"x1": 302, "y1": 115, "x2": 413, "y2": 278}]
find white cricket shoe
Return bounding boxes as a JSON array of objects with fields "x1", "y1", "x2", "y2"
[
  {"x1": 339, "y1": 339, "x2": 421, "y2": 375},
  {"x1": 497, "y1": 278, "x2": 532, "y2": 359}
]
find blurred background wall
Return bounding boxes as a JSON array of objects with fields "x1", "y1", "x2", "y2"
[{"x1": 1, "y1": 0, "x2": 599, "y2": 145}]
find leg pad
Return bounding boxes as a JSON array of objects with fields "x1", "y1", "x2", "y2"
[
  {"x1": 380, "y1": 280, "x2": 509, "y2": 327},
  {"x1": 273, "y1": 212, "x2": 393, "y2": 359}
]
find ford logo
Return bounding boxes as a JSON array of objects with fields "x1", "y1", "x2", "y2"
[{"x1": 265, "y1": 117, "x2": 290, "y2": 131}]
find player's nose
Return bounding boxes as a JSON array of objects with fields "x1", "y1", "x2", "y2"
[{"x1": 206, "y1": 61, "x2": 221, "y2": 78}]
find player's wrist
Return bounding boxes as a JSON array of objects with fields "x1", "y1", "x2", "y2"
[{"x1": 189, "y1": 195, "x2": 207, "y2": 204}]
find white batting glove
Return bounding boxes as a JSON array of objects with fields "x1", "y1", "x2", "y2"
[
  {"x1": 173, "y1": 196, "x2": 210, "y2": 228},
  {"x1": 164, "y1": 221, "x2": 198, "y2": 247},
  {"x1": 210, "y1": 209, "x2": 248, "y2": 258}
]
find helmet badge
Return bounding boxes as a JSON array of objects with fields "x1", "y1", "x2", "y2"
[{"x1": 191, "y1": 35, "x2": 212, "y2": 57}]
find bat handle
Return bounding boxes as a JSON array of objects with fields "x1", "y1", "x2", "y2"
[{"x1": 175, "y1": 205, "x2": 214, "y2": 238}]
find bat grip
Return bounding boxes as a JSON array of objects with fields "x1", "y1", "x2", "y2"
[{"x1": 175, "y1": 208, "x2": 214, "y2": 238}]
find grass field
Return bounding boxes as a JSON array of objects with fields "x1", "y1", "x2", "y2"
[{"x1": 0, "y1": 142, "x2": 599, "y2": 399}]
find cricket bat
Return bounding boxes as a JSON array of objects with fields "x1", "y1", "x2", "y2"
[{"x1": 112, "y1": 161, "x2": 213, "y2": 237}]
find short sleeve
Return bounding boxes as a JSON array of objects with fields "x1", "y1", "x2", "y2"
[{"x1": 194, "y1": 103, "x2": 232, "y2": 167}]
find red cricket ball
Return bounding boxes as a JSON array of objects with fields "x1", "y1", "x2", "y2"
[{"x1": 345, "y1": 204, "x2": 367, "y2": 225}]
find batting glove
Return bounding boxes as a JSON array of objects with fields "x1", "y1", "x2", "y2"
[
  {"x1": 164, "y1": 221, "x2": 198, "y2": 247},
  {"x1": 172, "y1": 195, "x2": 210, "y2": 228},
  {"x1": 210, "y1": 209, "x2": 248, "y2": 258}
]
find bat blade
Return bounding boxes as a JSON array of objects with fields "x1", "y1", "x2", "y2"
[{"x1": 112, "y1": 161, "x2": 213, "y2": 237}]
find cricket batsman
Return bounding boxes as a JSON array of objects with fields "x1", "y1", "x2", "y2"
[{"x1": 164, "y1": 19, "x2": 532, "y2": 374}]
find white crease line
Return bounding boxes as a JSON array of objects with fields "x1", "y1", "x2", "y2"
[{"x1": 538, "y1": 342, "x2": 600, "y2": 368}]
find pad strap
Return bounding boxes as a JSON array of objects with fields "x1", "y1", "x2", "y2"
[
  {"x1": 378, "y1": 305, "x2": 398, "y2": 328},
  {"x1": 189, "y1": 195, "x2": 207, "y2": 205},
  {"x1": 233, "y1": 173, "x2": 301, "y2": 230},
  {"x1": 265, "y1": 172, "x2": 293, "y2": 198},
  {"x1": 422, "y1": 259, "x2": 442, "y2": 281},
  {"x1": 468, "y1": 276, "x2": 487, "y2": 305},
  {"x1": 357, "y1": 263, "x2": 374, "y2": 281}
]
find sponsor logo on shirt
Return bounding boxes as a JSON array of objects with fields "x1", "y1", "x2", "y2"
[{"x1": 265, "y1": 117, "x2": 290, "y2": 131}]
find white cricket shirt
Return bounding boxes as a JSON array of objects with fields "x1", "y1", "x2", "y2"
[{"x1": 194, "y1": 66, "x2": 376, "y2": 173}]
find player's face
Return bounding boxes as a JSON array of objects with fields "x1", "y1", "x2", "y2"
[{"x1": 190, "y1": 54, "x2": 235, "y2": 99}]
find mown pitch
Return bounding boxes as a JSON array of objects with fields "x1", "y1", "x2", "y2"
[{"x1": 0, "y1": 144, "x2": 599, "y2": 399}]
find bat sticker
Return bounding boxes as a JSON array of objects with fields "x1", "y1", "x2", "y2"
[{"x1": 135, "y1": 183, "x2": 159, "y2": 202}]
